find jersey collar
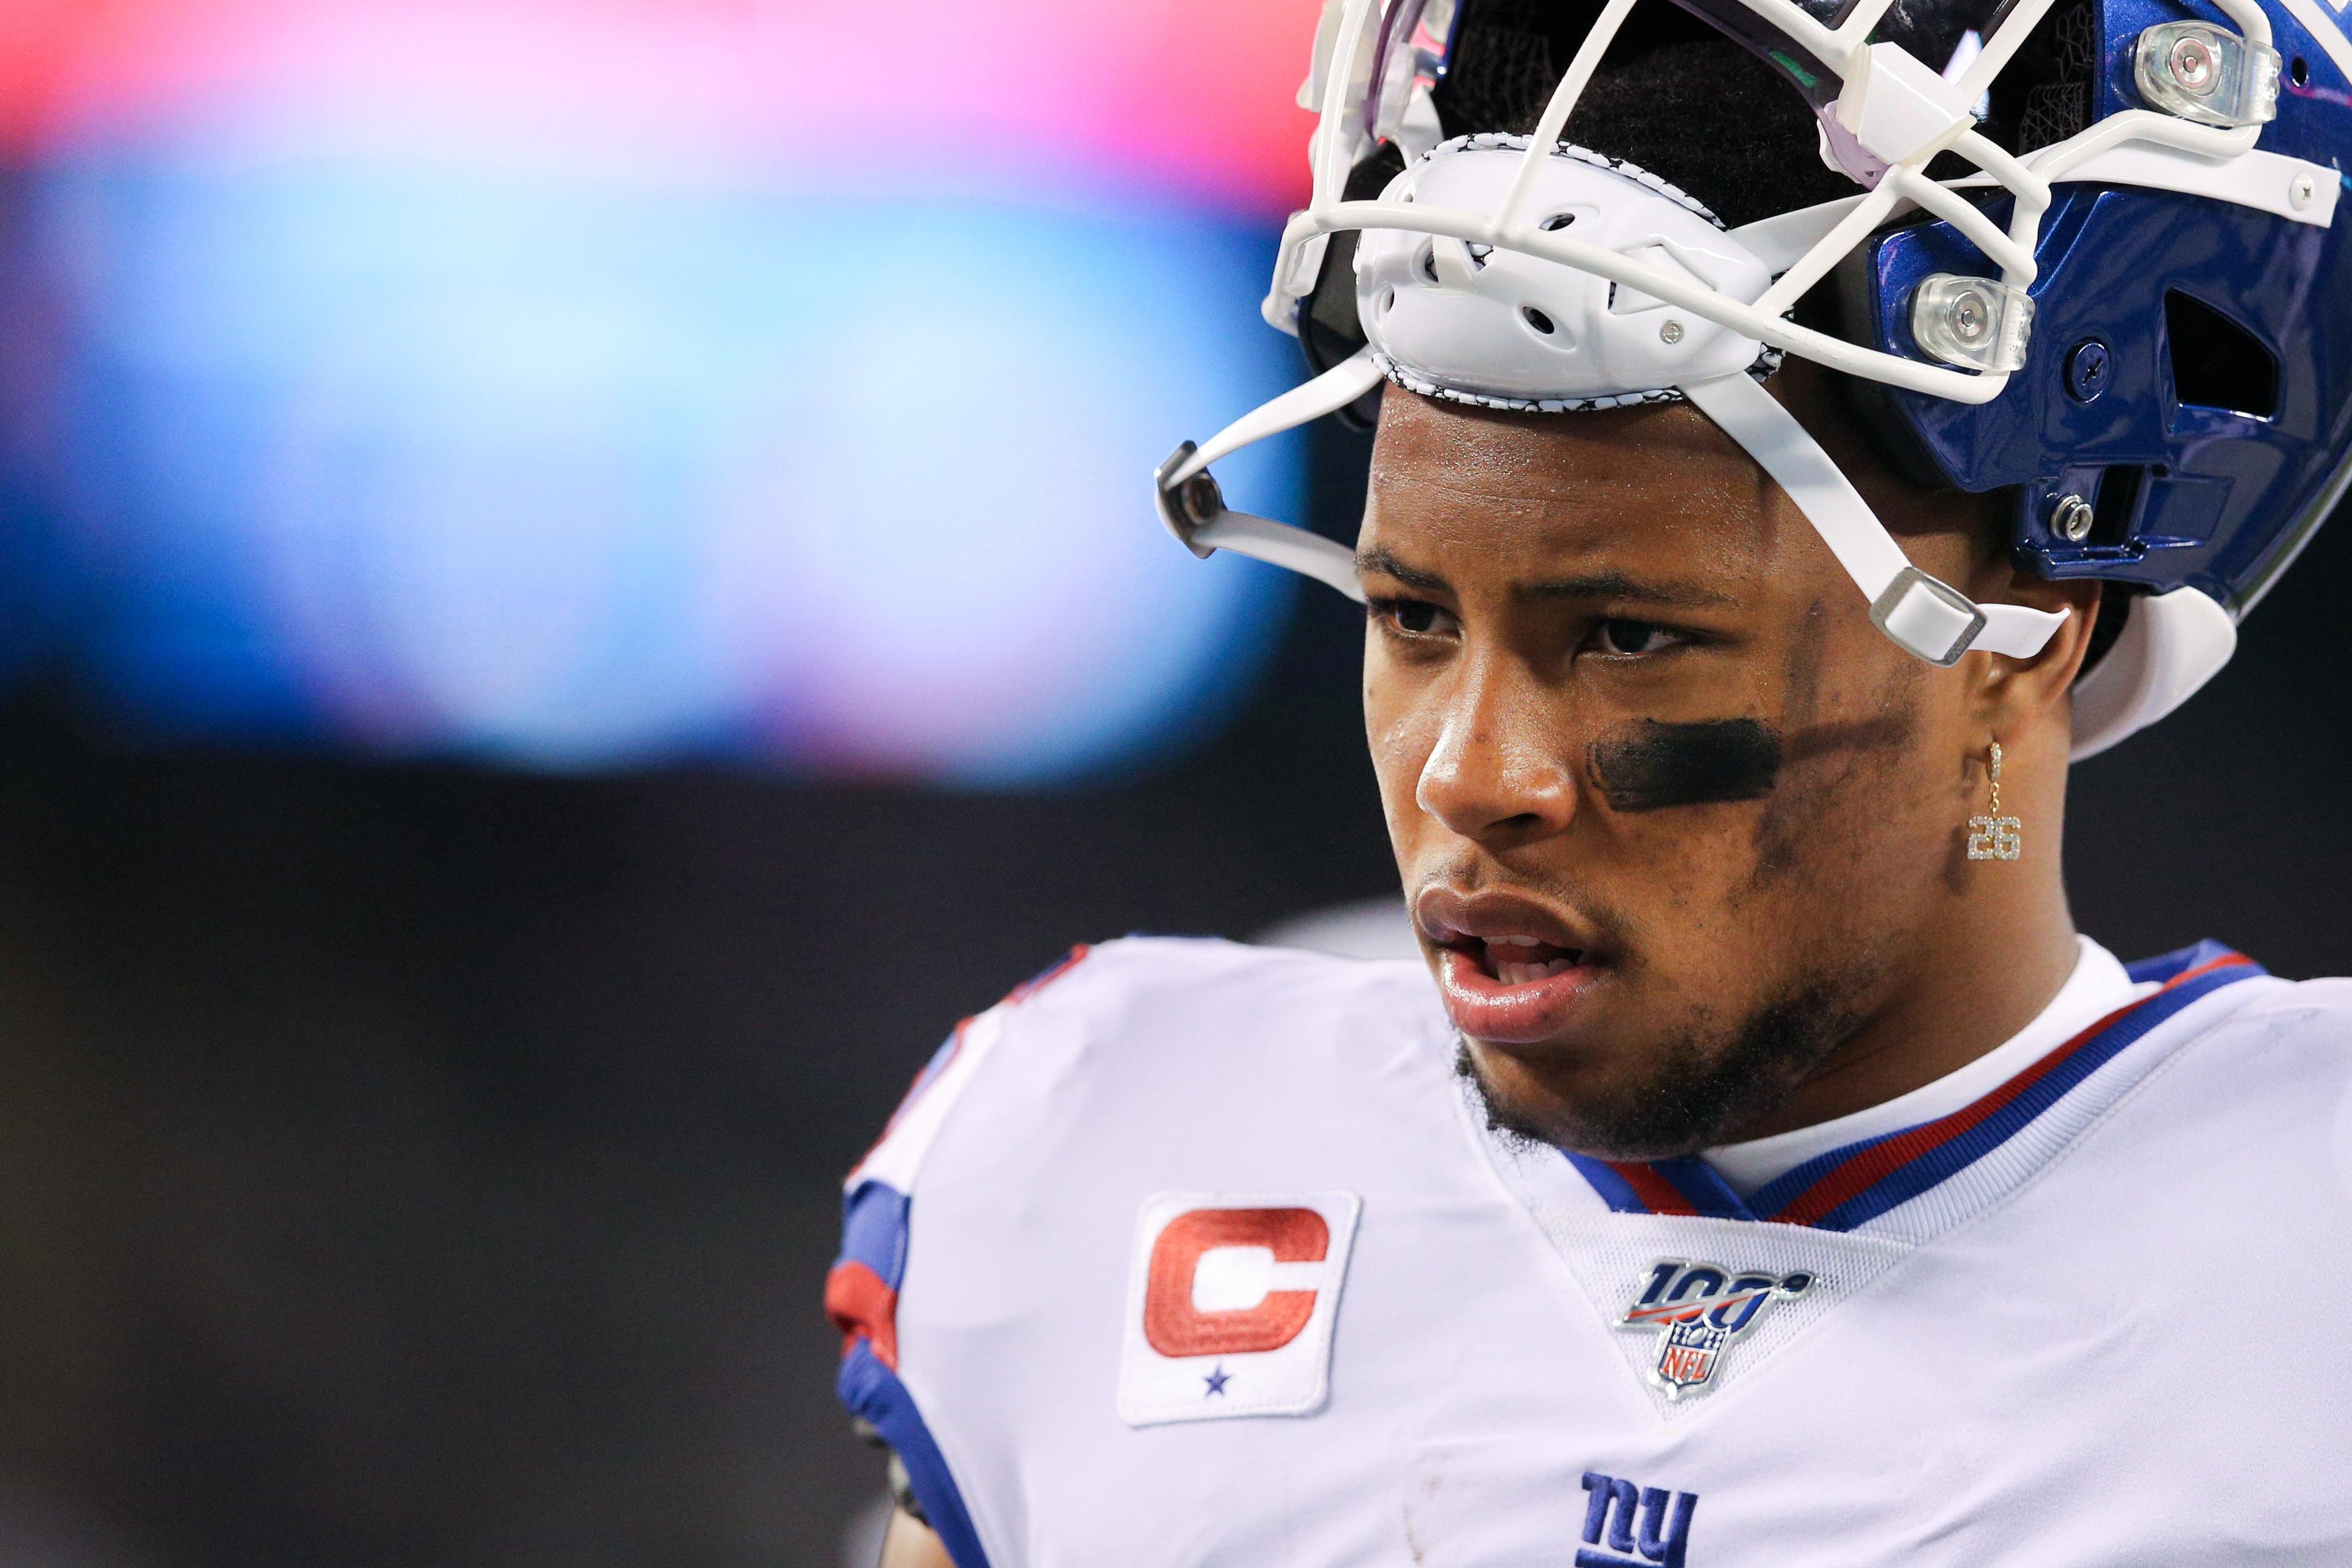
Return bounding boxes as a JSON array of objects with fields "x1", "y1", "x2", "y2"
[{"x1": 1564, "y1": 941, "x2": 2266, "y2": 1233}]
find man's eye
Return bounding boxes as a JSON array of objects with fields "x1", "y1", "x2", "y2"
[
  {"x1": 1374, "y1": 598, "x2": 1452, "y2": 636},
  {"x1": 1588, "y1": 619, "x2": 1686, "y2": 657}
]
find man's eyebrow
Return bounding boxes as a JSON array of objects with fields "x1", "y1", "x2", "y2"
[
  {"x1": 1521, "y1": 571, "x2": 1738, "y2": 609},
  {"x1": 1355, "y1": 546, "x2": 1450, "y2": 595},
  {"x1": 1355, "y1": 548, "x2": 1734, "y2": 609}
]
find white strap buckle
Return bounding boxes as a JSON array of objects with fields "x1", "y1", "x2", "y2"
[
  {"x1": 1871, "y1": 566, "x2": 1989, "y2": 666},
  {"x1": 1153, "y1": 442, "x2": 1221, "y2": 560}
]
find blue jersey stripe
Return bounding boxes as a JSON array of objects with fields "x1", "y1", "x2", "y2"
[
  {"x1": 839, "y1": 1341, "x2": 993, "y2": 1568},
  {"x1": 2125, "y1": 938, "x2": 2245, "y2": 987},
  {"x1": 1743, "y1": 1126, "x2": 1909, "y2": 1220},
  {"x1": 1648, "y1": 1156, "x2": 1757, "y2": 1221},
  {"x1": 1567, "y1": 1153, "x2": 1653, "y2": 1215},
  {"x1": 839, "y1": 1179, "x2": 913, "y2": 1289}
]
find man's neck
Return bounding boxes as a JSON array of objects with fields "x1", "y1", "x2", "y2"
[{"x1": 1724, "y1": 856, "x2": 2083, "y2": 1145}]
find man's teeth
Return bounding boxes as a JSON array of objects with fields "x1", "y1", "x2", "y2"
[{"x1": 1464, "y1": 933, "x2": 1583, "y2": 986}]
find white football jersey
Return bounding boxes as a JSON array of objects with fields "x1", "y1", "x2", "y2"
[{"x1": 825, "y1": 937, "x2": 2352, "y2": 1567}]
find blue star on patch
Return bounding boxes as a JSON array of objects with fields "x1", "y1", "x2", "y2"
[{"x1": 1203, "y1": 1366, "x2": 1231, "y2": 1396}]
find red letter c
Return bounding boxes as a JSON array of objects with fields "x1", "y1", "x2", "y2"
[{"x1": 1142, "y1": 1206, "x2": 1330, "y2": 1358}]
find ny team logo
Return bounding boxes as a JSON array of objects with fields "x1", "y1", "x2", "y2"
[
  {"x1": 1578, "y1": 1471, "x2": 1699, "y2": 1568},
  {"x1": 1616, "y1": 1257, "x2": 1814, "y2": 1397}
]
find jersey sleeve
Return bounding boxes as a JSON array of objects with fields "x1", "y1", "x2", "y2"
[{"x1": 822, "y1": 944, "x2": 1090, "y2": 1568}]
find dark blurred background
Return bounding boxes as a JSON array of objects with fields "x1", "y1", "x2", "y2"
[
  {"x1": 0, "y1": 549, "x2": 1393, "y2": 1568},
  {"x1": 1, "y1": 2, "x2": 2350, "y2": 1566}
]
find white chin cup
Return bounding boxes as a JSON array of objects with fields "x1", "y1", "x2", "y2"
[
  {"x1": 1355, "y1": 140, "x2": 1773, "y2": 405},
  {"x1": 2069, "y1": 584, "x2": 2237, "y2": 759}
]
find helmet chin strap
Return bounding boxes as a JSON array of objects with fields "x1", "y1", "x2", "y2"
[
  {"x1": 1155, "y1": 349, "x2": 1383, "y2": 605},
  {"x1": 1678, "y1": 372, "x2": 2068, "y2": 666},
  {"x1": 1155, "y1": 346, "x2": 2068, "y2": 667}
]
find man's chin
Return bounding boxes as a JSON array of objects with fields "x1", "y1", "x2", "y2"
[
  {"x1": 1452, "y1": 974, "x2": 1867, "y2": 1160},
  {"x1": 1456, "y1": 1039, "x2": 1717, "y2": 1161}
]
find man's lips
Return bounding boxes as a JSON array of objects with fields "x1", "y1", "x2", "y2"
[
  {"x1": 1415, "y1": 889, "x2": 1612, "y2": 1046},
  {"x1": 1434, "y1": 944, "x2": 1608, "y2": 1045}
]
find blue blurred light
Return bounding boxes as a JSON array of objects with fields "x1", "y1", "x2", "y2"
[{"x1": 21, "y1": 155, "x2": 1303, "y2": 779}]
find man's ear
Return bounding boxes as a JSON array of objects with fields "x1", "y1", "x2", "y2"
[{"x1": 1968, "y1": 572, "x2": 2103, "y2": 733}]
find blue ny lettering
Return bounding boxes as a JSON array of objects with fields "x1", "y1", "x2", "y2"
[{"x1": 1577, "y1": 1471, "x2": 1698, "y2": 1568}]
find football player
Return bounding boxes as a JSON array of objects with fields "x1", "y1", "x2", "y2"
[{"x1": 828, "y1": 0, "x2": 2352, "y2": 1561}]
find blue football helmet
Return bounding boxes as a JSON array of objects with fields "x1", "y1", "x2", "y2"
[{"x1": 1155, "y1": 0, "x2": 2352, "y2": 756}]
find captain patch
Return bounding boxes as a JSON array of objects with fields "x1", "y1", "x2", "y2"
[{"x1": 1117, "y1": 1191, "x2": 1360, "y2": 1427}]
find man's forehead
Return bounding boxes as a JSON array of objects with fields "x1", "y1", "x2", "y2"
[
  {"x1": 1369, "y1": 387, "x2": 1769, "y2": 502},
  {"x1": 1362, "y1": 392, "x2": 1783, "y2": 597}
]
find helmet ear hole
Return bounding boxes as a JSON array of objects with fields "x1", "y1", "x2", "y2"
[
  {"x1": 1378, "y1": 287, "x2": 1397, "y2": 317},
  {"x1": 2089, "y1": 465, "x2": 2146, "y2": 546},
  {"x1": 1539, "y1": 213, "x2": 1577, "y2": 231},
  {"x1": 2165, "y1": 290, "x2": 2278, "y2": 419},
  {"x1": 1521, "y1": 306, "x2": 1556, "y2": 336}
]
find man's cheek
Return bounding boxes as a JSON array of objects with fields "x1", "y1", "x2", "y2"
[
  {"x1": 1590, "y1": 813, "x2": 1747, "y2": 930},
  {"x1": 1743, "y1": 709, "x2": 1926, "y2": 895},
  {"x1": 1364, "y1": 693, "x2": 1436, "y2": 810}
]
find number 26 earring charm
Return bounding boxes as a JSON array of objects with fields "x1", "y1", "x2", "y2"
[{"x1": 1966, "y1": 741, "x2": 2022, "y2": 861}]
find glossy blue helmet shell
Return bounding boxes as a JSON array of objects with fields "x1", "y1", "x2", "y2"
[{"x1": 1859, "y1": 0, "x2": 2352, "y2": 619}]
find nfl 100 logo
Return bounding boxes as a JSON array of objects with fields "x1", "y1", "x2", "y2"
[{"x1": 1616, "y1": 1258, "x2": 1814, "y2": 1397}]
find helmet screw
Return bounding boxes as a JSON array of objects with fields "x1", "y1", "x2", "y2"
[
  {"x1": 2051, "y1": 493, "x2": 2095, "y2": 543},
  {"x1": 2064, "y1": 339, "x2": 2112, "y2": 403},
  {"x1": 1947, "y1": 288, "x2": 1991, "y2": 345},
  {"x1": 1180, "y1": 472, "x2": 1221, "y2": 526},
  {"x1": 2168, "y1": 33, "x2": 2218, "y2": 94},
  {"x1": 2291, "y1": 172, "x2": 2318, "y2": 211},
  {"x1": 1660, "y1": 320, "x2": 1684, "y2": 344}
]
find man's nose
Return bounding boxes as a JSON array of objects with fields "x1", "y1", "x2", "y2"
[{"x1": 1412, "y1": 657, "x2": 1577, "y2": 845}]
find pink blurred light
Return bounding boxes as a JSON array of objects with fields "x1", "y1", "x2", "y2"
[{"x1": 2, "y1": 0, "x2": 1322, "y2": 211}]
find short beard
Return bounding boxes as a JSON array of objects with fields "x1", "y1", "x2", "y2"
[{"x1": 1455, "y1": 976, "x2": 1874, "y2": 1161}]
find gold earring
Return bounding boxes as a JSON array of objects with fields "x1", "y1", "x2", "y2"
[{"x1": 1966, "y1": 741, "x2": 2021, "y2": 861}]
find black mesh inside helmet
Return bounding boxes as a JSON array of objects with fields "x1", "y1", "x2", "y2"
[
  {"x1": 1430, "y1": 0, "x2": 1852, "y2": 227},
  {"x1": 1427, "y1": 0, "x2": 2104, "y2": 205},
  {"x1": 1996, "y1": 0, "x2": 2100, "y2": 153},
  {"x1": 1429, "y1": 0, "x2": 1587, "y2": 136}
]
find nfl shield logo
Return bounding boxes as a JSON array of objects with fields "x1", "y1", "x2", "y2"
[
  {"x1": 1618, "y1": 1258, "x2": 1814, "y2": 1398},
  {"x1": 1653, "y1": 1317, "x2": 1728, "y2": 1393}
]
